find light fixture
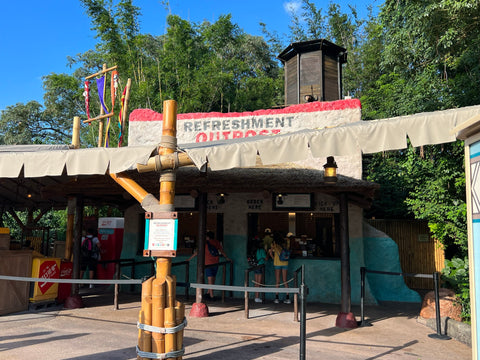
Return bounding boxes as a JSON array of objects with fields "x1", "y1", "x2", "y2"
[
  {"x1": 323, "y1": 156, "x2": 338, "y2": 184},
  {"x1": 277, "y1": 193, "x2": 284, "y2": 205},
  {"x1": 216, "y1": 193, "x2": 226, "y2": 204},
  {"x1": 27, "y1": 193, "x2": 32, "y2": 198}
]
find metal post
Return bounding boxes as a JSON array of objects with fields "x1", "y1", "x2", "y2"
[
  {"x1": 229, "y1": 261, "x2": 233, "y2": 298},
  {"x1": 261, "y1": 265, "x2": 265, "y2": 303},
  {"x1": 339, "y1": 193, "x2": 351, "y2": 314},
  {"x1": 294, "y1": 270, "x2": 299, "y2": 322},
  {"x1": 185, "y1": 261, "x2": 190, "y2": 300},
  {"x1": 196, "y1": 192, "x2": 207, "y2": 303},
  {"x1": 428, "y1": 272, "x2": 451, "y2": 340},
  {"x1": 114, "y1": 262, "x2": 120, "y2": 310},
  {"x1": 131, "y1": 260, "x2": 136, "y2": 293},
  {"x1": 358, "y1": 267, "x2": 371, "y2": 326},
  {"x1": 299, "y1": 264, "x2": 306, "y2": 360},
  {"x1": 222, "y1": 263, "x2": 226, "y2": 302},
  {"x1": 244, "y1": 269, "x2": 249, "y2": 319}
]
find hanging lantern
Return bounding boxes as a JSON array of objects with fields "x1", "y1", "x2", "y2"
[{"x1": 323, "y1": 156, "x2": 337, "y2": 184}]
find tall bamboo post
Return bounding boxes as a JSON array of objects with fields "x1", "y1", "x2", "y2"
[
  {"x1": 71, "y1": 116, "x2": 81, "y2": 149},
  {"x1": 65, "y1": 197, "x2": 75, "y2": 261},
  {"x1": 158, "y1": 100, "x2": 178, "y2": 357},
  {"x1": 136, "y1": 100, "x2": 184, "y2": 359}
]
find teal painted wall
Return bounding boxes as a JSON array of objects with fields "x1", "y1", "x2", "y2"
[
  {"x1": 119, "y1": 206, "x2": 420, "y2": 305},
  {"x1": 363, "y1": 224, "x2": 421, "y2": 303}
]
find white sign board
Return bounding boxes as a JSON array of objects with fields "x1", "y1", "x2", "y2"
[{"x1": 145, "y1": 218, "x2": 178, "y2": 251}]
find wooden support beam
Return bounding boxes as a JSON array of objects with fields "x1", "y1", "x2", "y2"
[{"x1": 85, "y1": 65, "x2": 118, "y2": 80}]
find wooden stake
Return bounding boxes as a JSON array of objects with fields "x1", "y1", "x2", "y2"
[
  {"x1": 97, "y1": 63, "x2": 107, "y2": 147},
  {"x1": 122, "y1": 78, "x2": 132, "y2": 136}
]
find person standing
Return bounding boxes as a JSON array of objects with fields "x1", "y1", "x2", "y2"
[
  {"x1": 254, "y1": 239, "x2": 267, "y2": 303},
  {"x1": 268, "y1": 232, "x2": 291, "y2": 304},
  {"x1": 189, "y1": 231, "x2": 230, "y2": 300},
  {"x1": 262, "y1": 228, "x2": 273, "y2": 252},
  {"x1": 80, "y1": 228, "x2": 101, "y2": 287}
]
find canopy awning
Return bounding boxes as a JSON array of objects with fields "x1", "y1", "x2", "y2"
[
  {"x1": 0, "y1": 103, "x2": 478, "y2": 211},
  {"x1": 0, "y1": 104, "x2": 478, "y2": 178}
]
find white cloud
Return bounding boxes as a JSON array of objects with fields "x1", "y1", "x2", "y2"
[{"x1": 283, "y1": 0, "x2": 302, "y2": 14}]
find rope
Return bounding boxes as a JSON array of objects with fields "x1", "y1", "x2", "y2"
[{"x1": 251, "y1": 278, "x2": 294, "y2": 287}]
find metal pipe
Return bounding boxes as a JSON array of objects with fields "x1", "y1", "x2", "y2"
[
  {"x1": 339, "y1": 192, "x2": 351, "y2": 314},
  {"x1": 244, "y1": 269, "x2": 249, "y2": 319},
  {"x1": 114, "y1": 262, "x2": 120, "y2": 310},
  {"x1": 360, "y1": 267, "x2": 365, "y2": 323},
  {"x1": 222, "y1": 263, "x2": 226, "y2": 302},
  {"x1": 299, "y1": 265, "x2": 306, "y2": 360},
  {"x1": 196, "y1": 192, "x2": 207, "y2": 303},
  {"x1": 434, "y1": 272, "x2": 442, "y2": 335},
  {"x1": 294, "y1": 270, "x2": 299, "y2": 322}
]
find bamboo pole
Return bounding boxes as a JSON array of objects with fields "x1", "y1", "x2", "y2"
[
  {"x1": 71, "y1": 116, "x2": 81, "y2": 149},
  {"x1": 166, "y1": 275, "x2": 176, "y2": 309},
  {"x1": 109, "y1": 172, "x2": 150, "y2": 204},
  {"x1": 152, "y1": 277, "x2": 166, "y2": 355},
  {"x1": 136, "y1": 152, "x2": 194, "y2": 173},
  {"x1": 83, "y1": 112, "x2": 114, "y2": 124},
  {"x1": 175, "y1": 300, "x2": 185, "y2": 360},
  {"x1": 137, "y1": 311, "x2": 145, "y2": 360},
  {"x1": 85, "y1": 65, "x2": 118, "y2": 80},
  {"x1": 159, "y1": 100, "x2": 177, "y2": 207},
  {"x1": 164, "y1": 307, "x2": 176, "y2": 358},
  {"x1": 122, "y1": 78, "x2": 132, "y2": 135},
  {"x1": 157, "y1": 100, "x2": 178, "y2": 358},
  {"x1": 138, "y1": 276, "x2": 154, "y2": 359},
  {"x1": 65, "y1": 197, "x2": 75, "y2": 261}
]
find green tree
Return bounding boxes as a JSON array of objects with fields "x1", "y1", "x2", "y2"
[{"x1": 0, "y1": 101, "x2": 71, "y2": 144}]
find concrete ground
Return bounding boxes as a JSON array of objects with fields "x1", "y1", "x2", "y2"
[{"x1": 0, "y1": 291, "x2": 472, "y2": 360}]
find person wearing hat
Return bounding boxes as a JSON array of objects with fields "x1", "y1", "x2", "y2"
[
  {"x1": 268, "y1": 231, "x2": 291, "y2": 304},
  {"x1": 262, "y1": 228, "x2": 273, "y2": 252},
  {"x1": 285, "y1": 232, "x2": 294, "y2": 250}
]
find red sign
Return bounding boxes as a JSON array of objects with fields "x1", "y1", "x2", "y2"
[{"x1": 38, "y1": 260, "x2": 59, "y2": 294}]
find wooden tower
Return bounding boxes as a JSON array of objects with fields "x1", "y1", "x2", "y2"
[{"x1": 278, "y1": 39, "x2": 347, "y2": 105}]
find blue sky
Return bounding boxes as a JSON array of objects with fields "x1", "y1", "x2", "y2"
[{"x1": 1, "y1": 0, "x2": 378, "y2": 111}]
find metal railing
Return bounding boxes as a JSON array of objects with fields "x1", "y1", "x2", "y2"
[
  {"x1": 204, "y1": 260, "x2": 234, "y2": 301},
  {"x1": 101, "y1": 258, "x2": 190, "y2": 309},
  {"x1": 190, "y1": 264, "x2": 308, "y2": 360},
  {"x1": 360, "y1": 267, "x2": 451, "y2": 340},
  {"x1": 244, "y1": 264, "x2": 265, "y2": 318}
]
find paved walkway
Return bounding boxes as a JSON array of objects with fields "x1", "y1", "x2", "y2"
[{"x1": 0, "y1": 291, "x2": 472, "y2": 359}]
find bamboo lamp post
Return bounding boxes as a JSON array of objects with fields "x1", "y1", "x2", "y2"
[{"x1": 135, "y1": 100, "x2": 185, "y2": 359}]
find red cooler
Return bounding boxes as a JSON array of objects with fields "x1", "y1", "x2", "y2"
[{"x1": 97, "y1": 217, "x2": 124, "y2": 279}]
